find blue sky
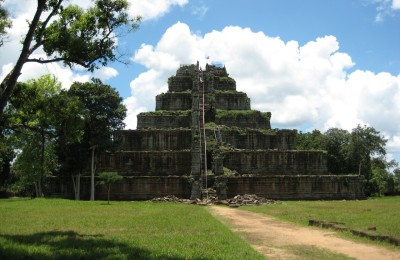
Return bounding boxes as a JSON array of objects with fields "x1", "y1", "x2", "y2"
[
  {"x1": 1, "y1": 0, "x2": 400, "y2": 161},
  {"x1": 104, "y1": 0, "x2": 399, "y2": 97}
]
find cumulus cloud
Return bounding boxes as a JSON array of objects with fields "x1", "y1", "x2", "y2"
[
  {"x1": 93, "y1": 67, "x2": 119, "y2": 82},
  {"x1": 126, "y1": 22, "x2": 400, "y2": 159},
  {"x1": 127, "y1": 0, "x2": 188, "y2": 21},
  {"x1": 123, "y1": 96, "x2": 147, "y2": 129}
]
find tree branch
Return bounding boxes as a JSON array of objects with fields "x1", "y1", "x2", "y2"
[
  {"x1": 0, "y1": 0, "x2": 47, "y2": 113},
  {"x1": 26, "y1": 57, "x2": 89, "y2": 69}
]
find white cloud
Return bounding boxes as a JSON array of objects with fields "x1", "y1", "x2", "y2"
[
  {"x1": 191, "y1": 1, "x2": 208, "y2": 20},
  {"x1": 392, "y1": 0, "x2": 400, "y2": 10},
  {"x1": 370, "y1": 0, "x2": 400, "y2": 22},
  {"x1": 123, "y1": 96, "x2": 147, "y2": 129},
  {"x1": 0, "y1": 1, "x2": 92, "y2": 89},
  {"x1": 127, "y1": 22, "x2": 400, "y2": 159},
  {"x1": 93, "y1": 67, "x2": 119, "y2": 82},
  {"x1": 127, "y1": 0, "x2": 188, "y2": 21}
]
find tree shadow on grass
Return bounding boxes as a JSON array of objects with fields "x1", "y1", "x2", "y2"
[{"x1": 0, "y1": 230, "x2": 188, "y2": 260}]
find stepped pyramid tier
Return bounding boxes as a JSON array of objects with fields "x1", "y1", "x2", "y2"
[{"x1": 49, "y1": 63, "x2": 365, "y2": 200}]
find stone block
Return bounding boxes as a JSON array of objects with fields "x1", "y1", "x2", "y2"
[
  {"x1": 156, "y1": 92, "x2": 192, "y2": 111},
  {"x1": 215, "y1": 91, "x2": 250, "y2": 110},
  {"x1": 215, "y1": 110, "x2": 271, "y2": 129}
]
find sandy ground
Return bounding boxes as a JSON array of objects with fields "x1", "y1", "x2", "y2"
[{"x1": 209, "y1": 206, "x2": 400, "y2": 260}]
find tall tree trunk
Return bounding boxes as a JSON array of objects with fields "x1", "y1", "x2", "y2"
[
  {"x1": 90, "y1": 145, "x2": 97, "y2": 201},
  {"x1": 37, "y1": 179, "x2": 43, "y2": 197},
  {"x1": 107, "y1": 184, "x2": 111, "y2": 205},
  {"x1": 72, "y1": 173, "x2": 81, "y2": 200},
  {"x1": 40, "y1": 130, "x2": 45, "y2": 198},
  {"x1": 34, "y1": 182, "x2": 39, "y2": 198},
  {"x1": 0, "y1": 0, "x2": 47, "y2": 113},
  {"x1": 76, "y1": 173, "x2": 81, "y2": 200}
]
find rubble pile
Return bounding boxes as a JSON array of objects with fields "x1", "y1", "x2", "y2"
[
  {"x1": 150, "y1": 194, "x2": 279, "y2": 206},
  {"x1": 151, "y1": 195, "x2": 193, "y2": 203},
  {"x1": 227, "y1": 194, "x2": 279, "y2": 206},
  {"x1": 151, "y1": 195, "x2": 219, "y2": 205}
]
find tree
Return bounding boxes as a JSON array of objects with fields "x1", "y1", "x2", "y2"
[
  {"x1": 12, "y1": 135, "x2": 59, "y2": 197},
  {"x1": 0, "y1": 0, "x2": 12, "y2": 47},
  {"x1": 348, "y1": 125, "x2": 387, "y2": 176},
  {"x1": 6, "y1": 75, "x2": 62, "y2": 196},
  {"x1": 50, "y1": 91, "x2": 87, "y2": 200},
  {"x1": 296, "y1": 129, "x2": 325, "y2": 150},
  {"x1": 67, "y1": 79, "x2": 126, "y2": 200},
  {"x1": 393, "y1": 167, "x2": 400, "y2": 194},
  {"x1": 0, "y1": 0, "x2": 140, "y2": 113},
  {"x1": 97, "y1": 171, "x2": 122, "y2": 204},
  {"x1": 0, "y1": 127, "x2": 14, "y2": 192},
  {"x1": 324, "y1": 128, "x2": 351, "y2": 174}
]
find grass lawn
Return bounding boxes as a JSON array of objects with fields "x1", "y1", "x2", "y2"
[
  {"x1": 0, "y1": 198, "x2": 263, "y2": 259},
  {"x1": 240, "y1": 196, "x2": 400, "y2": 242}
]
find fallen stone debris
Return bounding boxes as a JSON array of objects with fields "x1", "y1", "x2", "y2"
[
  {"x1": 151, "y1": 195, "x2": 193, "y2": 204},
  {"x1": 150, "y1": 194, "x2": 280, "y2": 207},
  {"x1": 309, "y1": 219, "x2": 400, "y2": 247},
  {"x1": 226, "y1": 194, "x2": 280, "y2": 207}
]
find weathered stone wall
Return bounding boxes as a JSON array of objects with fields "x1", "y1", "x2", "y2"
[
  {"x1": 226, "y1": 175, "x2": 366, "y2": 200},
  {"x1": 156, "y1": 92, "x2": 192, "y2": 111},
  {"x1": 218, "y1": 129, "x2": 296, "y2": 150},
  {"x1": 205, "y1": 64, "x2": 229, "y2": 77},
  {"x1": 168, "y1": 76, "x2": 193, "y2": 92},
  {"x1": 116, "y1": 129, "x2": 191, "y2": 151},
  {"x1": 47, "y1": 175, "x2": 365, "y2": 200},
  {"x1": 211, "y1": 77, "x2": 236, "y2": 91},
  {"x1": 215, "y1": 110, "x2": 271, "y2": 129},
  {"x1": 215, "y1": 92, "x2": 250, "y2": 110},
  {"x1": 275, "y1": 130, "x2": 297, "y2": 150},
  {"x1": 176, "y1": 65, "x2": 196, "y2": 77},
  {"x1": 47, "y1": 176, "x2": 191, "y2": 200},
  {"x1": 219, "y1": 129, "x2": 276, "y2": 149},
  {"x1": 99, "y1": 151, "x2": 191, "y2": 176},
  {"x1": 223, "y1": 150, "x2": 328, "y2": 175},
  {"x1": 137, "y1": 111, "x2": 191, "y2": 129}
]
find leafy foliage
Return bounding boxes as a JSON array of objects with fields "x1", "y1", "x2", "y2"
[
  {"x1": 0, "y1": 0, "x2": 11, "y2": 47},
  {"x1": 1, "y1": 76, "x2": 126, "y2": 198},
  {"x1": 296, "y1": 125, "x2": 393, "y2": 196},
  {"x1": 97, "y1": 171, "x2": 122, "y2": 204},
  {"x1": 40, "y1": 0, "x2": 139, "y2": 71},
  {"x1": 12, "y1": 137, "x2": 59, "y2": 197},
  {"x1": 0, "y1": 0, "x2": 140, "y2": 113},
  {"x1": 67, "y1": 79, "x2": 126, "y2": 149},
  {"x1": 6, "y1": 75, "x2": 62, "y2": 197}
]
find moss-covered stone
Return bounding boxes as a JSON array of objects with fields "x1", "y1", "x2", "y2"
[{"x1": 215, "y1": 109, "x2": 271, "y2": 129}]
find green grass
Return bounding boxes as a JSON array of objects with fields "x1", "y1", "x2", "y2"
[
  {"x1": 240, "y1": 196, "x2": 400, "y2": 240},
  {"x1": 283, "y1": 245, "x2": 353, "y2": 260},
  {"x1": 0, "y1": 198, "x2": 263, "y2": 259}
]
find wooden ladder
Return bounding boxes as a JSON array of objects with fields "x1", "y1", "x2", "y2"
[{"x1": 197, "y1": 68, "x2": 208, "y2": 199}]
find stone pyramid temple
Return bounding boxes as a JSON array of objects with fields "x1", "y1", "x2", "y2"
[{"x1": 52, "y1": 62, "x2": 366, "y2": 200}]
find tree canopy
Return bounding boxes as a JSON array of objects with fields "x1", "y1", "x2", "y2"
[
  {"x1": 6, "y1": 75, "x2": 62, "y2": 197},
  {"x1": 1, "y1": 76, "x2": 126, "y2": 198},
  {"x1": 296, "y1": 125, "x2": 398, "y2": 196},
  {"x1": 0, "y1": 0, "x2": 12, "y2": 47},
  {"x1": 0, "y1": 0, "x2": 140, "y2": 113}
]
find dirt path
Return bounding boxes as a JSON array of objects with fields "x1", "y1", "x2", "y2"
[{"x1": 209, "y1": 206, "x2": 400, "y2": 260}]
